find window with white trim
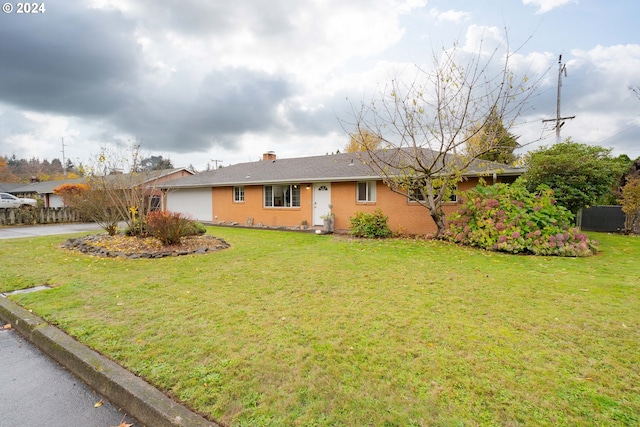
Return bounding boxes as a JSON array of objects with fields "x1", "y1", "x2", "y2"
[
  {"x1": 356, "y1": 181, "x2": 376, "y2": 202},
  {"x1": 234, "y1": 186, "x2": 244, "y2": 202},
  {"x1": 409, "y1": 185, "x2": 457, "y2": 203},
  {"x1": 264, "y1": 184, "x2": 300, "y2": 207}
]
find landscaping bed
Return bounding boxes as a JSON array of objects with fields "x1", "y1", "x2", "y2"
[{"x1": 61, "y1": 234, "x2": 230, "y2": 259}]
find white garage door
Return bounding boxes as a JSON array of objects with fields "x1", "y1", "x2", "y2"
[{"x1": 165, "y1": 188, "x2": 212, "y2": 222}]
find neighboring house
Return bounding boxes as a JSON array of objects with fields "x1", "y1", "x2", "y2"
[
  {"x1": 10, "y1": 168, "x2": 194, "y2": 208},
  {"x1": 160, "y1": 151, "x2": 525, "y2": 235},
  {"x1": 0, "y1": 182, "x2": 23, "y2": 193},
  {"x1": 11, "y1": 177, "x2": 86, "y2": 207}
]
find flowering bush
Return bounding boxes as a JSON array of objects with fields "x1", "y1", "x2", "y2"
[
  {"x1": 146, "y1": 211, "x2": 201, "y2": 245},
  {"x1": 445, "y1": 181, "x2": 598, "y2": 256}
]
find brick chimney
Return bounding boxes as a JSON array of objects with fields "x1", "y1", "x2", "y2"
[{"x1": 262, "y1": 151, "x2": 276, "y2": 161}]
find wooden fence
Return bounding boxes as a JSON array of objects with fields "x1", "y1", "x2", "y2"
[{"x1": 0, "y1": 207, "x2": 81, "y2": 226}]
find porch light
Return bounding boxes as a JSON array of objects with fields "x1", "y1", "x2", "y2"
[{"x1": 306, "y1": 184, "x2": 311, "y2": 190}]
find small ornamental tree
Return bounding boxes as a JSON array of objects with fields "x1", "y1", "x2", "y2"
[
  {"x1": 347, "y1": 33, "x2": 542, "y2": 238},
  {"x1": 620, "y1": 176, "x2": 640, "y2": 233},
  {"x1": 445, "y1": 180, "x2": 599, "y2": 256},
  {"x1": 53, "y1": 183, "x2": 90, "y2": 206}
]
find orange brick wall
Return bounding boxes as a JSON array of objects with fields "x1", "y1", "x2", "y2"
[
  {"x1": 210, "y1": 178, "x2": 482, "y2": 235},
  {"x1": 330, "y1": 179, "x2": 478, "y2": 235},
  {"x1": 213, "y1": 185, "x2": 313, "y2": 227}
]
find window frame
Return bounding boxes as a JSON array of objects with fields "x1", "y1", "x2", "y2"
[
  {"x1": 264, "y1": 184, "x2": 301, "y2": 208},
  {"x1": 356, "y1": 181, "x2": 376, "y2": 203},
  {"x1": 234, "y1": 186, "x2": 245, "y2": 203}
]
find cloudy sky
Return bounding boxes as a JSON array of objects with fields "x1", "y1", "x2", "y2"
[{"x1": 1, "y1": 0, "x2": 638, "y2": 171}]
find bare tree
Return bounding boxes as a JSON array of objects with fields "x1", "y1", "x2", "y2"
[
  {"x1": 81, "y1": 144, "x2": 149, "y2": 235},
  {"x1": 347, "y1": 34, "x2": 543, "y2": 237}
]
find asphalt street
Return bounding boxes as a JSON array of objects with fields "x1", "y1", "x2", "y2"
[
  {"x1": 0, "y1": 223, "x2": 138, "y2": 426},
  {"x1": 0, "y1": 222, "x2": 106, "y2": 239},
  {"x1": 0, "y1": 321, "x2": 139, "y2": 427}
]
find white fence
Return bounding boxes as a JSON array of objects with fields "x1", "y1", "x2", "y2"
[{"x1": 0, "y1": 207, "x2": 81, "y2": 226}]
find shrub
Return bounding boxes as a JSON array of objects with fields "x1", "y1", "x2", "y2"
[
  {"x1": 349, "y1": 209, "x2": 392, "y2": 238},
  {"x1": 124, "y1": 217, "x2": 148, "y2": 237},
  {"x1": 445, "y1": 181, "x2": 599, "y2": 256},
  {"x1": 182, "y1": 220, "x2": 207, "y2": 237},
  {"x1": 145, "y1": 211, "x2": 199, "y2": 245},
  {"x1": 619, "y1": 176, "x2": 640, "y2": 233},
  {"x1": 53, "y1": 183, "x2": 90, "y2": 202}
]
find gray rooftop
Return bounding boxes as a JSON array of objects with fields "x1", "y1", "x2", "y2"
[
  {"x1": 9, "y1": 168, "x2": 192, "y2": 194},
  {"x1": 160, "y1": 151, "x2": 526, "y2": 189}
]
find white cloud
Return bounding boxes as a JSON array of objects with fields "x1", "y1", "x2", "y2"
[
  {"x1": 515, "y1": 44, "x2": 640, "y2": 158},
  {"x1": 395, "y1": 0, "x2": 427, "y2": 14},
  {"x1": 569, "y1": 44, "x2": 640, "y2": 110},
  {"x1": 4, "y1": 111, "x2": 79, "y2": 160},
  {"x1": 461, "y1": 25, "x2": 504, "y2": 55},
  {"x1": 428, "y1": 8, "x2": 471, "y2": 24},
  {"x1": 522, "y1": 0, "x2": 576, "y2": 14},
  {"x1": 3, "y1": 0, "x2": 639, "y2": 169},
  {"x1": 88, "y1": 0, "x2": 412, "y2": 86}
]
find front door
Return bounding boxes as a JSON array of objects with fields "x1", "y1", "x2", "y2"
[{"x1": 313, "y1": 183, "x2": 331, "y2": 225}]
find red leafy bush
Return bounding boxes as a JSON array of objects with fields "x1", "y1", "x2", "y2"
[{"x1": 145, "y1": 211, "x2": 196, "y2": 246}]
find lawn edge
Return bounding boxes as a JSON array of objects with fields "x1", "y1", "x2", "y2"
[{"x1": 0, "y1": 296, "x2": 221, "y2": 427}]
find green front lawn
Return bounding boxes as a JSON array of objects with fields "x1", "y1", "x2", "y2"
[{"x1": 1, "y1": 228, "x2": 639, "y2": 426}]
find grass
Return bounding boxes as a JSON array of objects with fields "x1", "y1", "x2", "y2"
[{"x1": 1, "y1": 228, "x2": 639, "y2": 426}]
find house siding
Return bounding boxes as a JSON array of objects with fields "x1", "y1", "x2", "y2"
[
  {"x1": 213, "y1": 185, "x2": 313, "y2": 227},
  {"x1": 210, "y1": 178, "x2": 481, "y2": 235},
  {"x1": 331, "y1": 179, "x2": 478, "y2": 235}
]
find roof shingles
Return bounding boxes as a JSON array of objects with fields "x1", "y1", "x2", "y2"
[{"x1": 160, "y1": 151, "x2": 526, "y2": 189}]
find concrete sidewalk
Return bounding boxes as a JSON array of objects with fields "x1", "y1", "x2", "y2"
[{"x1": 0, "y1": 297, "x2": 219, "y2": 427}]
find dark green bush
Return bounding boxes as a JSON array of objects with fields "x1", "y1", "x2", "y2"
[
  {"x1": 124, "y1": 217, "x2": 147, "y2": 236},
  {"x1": 182, "y1": 220, "x2": 207, "y2": 237},
  {"x1": 349, "y1": 209, "x2": 392, "y2": 238},
  {"x1": 445, "y1": 180, "x2": 598, "y2": 256}
]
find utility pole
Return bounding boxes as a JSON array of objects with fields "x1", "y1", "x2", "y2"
[
  {"x1": 210, "y1": 159, "x2": 223, "y2": 169},
  {"x1": 61, "y1": 137, "x2": 67, "y2": 177},
  {"x1": 543, "y1": 54, "x2": 575, "y2": 142}
]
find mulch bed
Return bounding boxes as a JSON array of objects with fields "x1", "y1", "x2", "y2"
[{"x1": 61, "y1": 234, "x2": 230, "y2": 259}]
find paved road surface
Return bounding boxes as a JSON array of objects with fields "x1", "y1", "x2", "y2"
[
  {"x1": 0, "y1": 321, "x2": 139, "y2": 427},
  {"x1": 0, "y1": 222, "x2": 106, "y2": 239},
  {"x1": 1, "y1": 224, "x2": 139, "y2": 426}
]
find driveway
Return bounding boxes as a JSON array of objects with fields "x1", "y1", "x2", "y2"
[{"x1": 0, "y1": 222, "x2": 107, "y2": 239}]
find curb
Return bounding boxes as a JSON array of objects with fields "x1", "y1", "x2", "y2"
[{"x1": 0, "y1": 297, "x2": 220, "y2": 427}]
